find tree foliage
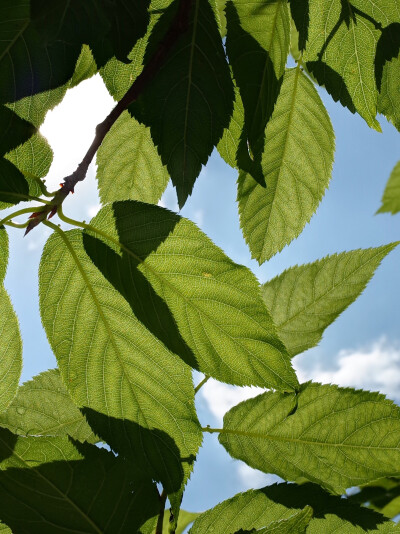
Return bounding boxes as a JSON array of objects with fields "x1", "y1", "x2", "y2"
[{"x1": 0, "y1": 0, "x2": 399, "y2": 532}]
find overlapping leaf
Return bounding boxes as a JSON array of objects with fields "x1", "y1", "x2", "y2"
[
  {"x1": 0, "y1": 106, "x2": 35, "y2": 157},
  {"x1": 0, "y1": 227, "x2": 22, "y2": 416},
  {"x1": 0, "y1": 0, "x2": 81, "y2": 104},
  {"x1": 5, "y1": 132, "x2": 53, "y2": 199},
  {"x1": 31, "y1": 0, "x2": 150, "y2": 66},
  {"x1": 0, "y1": 158, "x2": 29, "y2": 207},
  {"x1": 0, "y1": 429, "x2": 159, "y2": 533},
  {"x1": 217, "y1": 85, "x2": 244, "y2": 169},
  {"x1": 6, "y1": 45, "x2": 97, "y2": 128},
  {"x1": 189, "y1": 482, "x2": 398, "y2": 534},
  {"x1": 303, "y1": 0, "x2": 383, "y2": 129},
  {"x1": 84, "y1": 201, "x2": 298, "y2": 391},
  {"x1": 377, "y1": 161, "x2": 400, "y2": 214},
  {"x1": 378, "y1": 55, "x2": 400, "y2": 132},
  {"x1": 219, "y1": 382, "x2": 400, "y2": 494},
  {"x1": 0, "y1": 369, "x2": 97, "y2": 442},
  {"x1": 238, "y1": 67, "x2": 334, "y2": 263},
  {"x1": 97, "y1": 111, "x2": 169, "y2": 204},
  {"x1": 163, "y1": 509, "x2": 199, "y2": 534},
  {"x1": 225, "y1": 0, "x2": 289, "y2": 181},
  {"x1": 261, "y1": 244, "x2": 396, "y2": 356},
  {"x1": 132, "y1": 0, "x2": 234, "y2": 207},
  {"x1": 39, "y1": 227, "x2": 202, "y2": 513},
  {"x1": 349, "y1": 478, "x2": 400, "y2": 519}
]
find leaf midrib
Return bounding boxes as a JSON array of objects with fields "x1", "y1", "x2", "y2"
[{"x1": 215, "y1": 426, "x2": 399, "y2": 450}]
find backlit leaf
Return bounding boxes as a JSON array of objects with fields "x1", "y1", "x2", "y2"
[
  {"x1": 0, "y1": 288, "x2": 22, "y2": 415},
  {"x1": 238, "y1": 67, "x2": 334, "y2": 263},
  {"x1": 97, "y1": 111, "x2": 169, "y2": 204},
  {"x1": 0, "y1": 106, "x2": 35, "y2": 157},
  {"x1": 0, "y1": 369, "x2": 97, "y2": 442},
  {"x1": 377, "y1": 161, "x2": 400, "y2": 215},
  {"x1": 225, "y1": 0, "x2": 289, "y2": 180},
  {"x1": 0, "y1": 159, "x2": 29, "y2": 207},
  {"x1": 378, "y1": 55, "x2": 400, "y2": 132},
  {"x1": 39, "y1": 227, "x2": 202, "y2": 513},
  {"x1": 7, "y1": 45, "x2": 97, "y2": 128},
  {"x1": 132, "y1": 0, "x2": 234, "y2": 207},
  {"x1": 190, "y1": 482, "x2": 397, "y2": 534},
  {"x1": 163, "y1": 509, "x2": 199, "y2": 533},
  {"x1": 85, "y1": 201, "x2": 298, "y2": 391},
  {"x1": 217, "y1": 85, "x2": 244, "y2": 169},
  {"x1": 0, "y1": 429, "x2": 159, "y2": 533},
  {"x1": 303, "y1": 0, "x2": 382, "y2": 129},
  {"x1": 0, "y1": 227, "x2": 8, "y2": 284},
  {"x1": 261, "y1": 244, "x2": 397, "y2": 356},
  {"x1": 0, "y1": 228, "x2": 21, "y2": 415},
  {"x1": 219, "y1": 382, "x2": 400, "y2": 494},
  {"x1": 0, "y1": 0, "x2": 81, "y2": 104}
]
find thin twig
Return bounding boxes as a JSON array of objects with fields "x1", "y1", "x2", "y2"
[
  {"x1": 194, "y1": 375, "x2": 210, "y2": 394},
  {"x1": 55, "y1": 0, "x2": 192, "y2": 198}
]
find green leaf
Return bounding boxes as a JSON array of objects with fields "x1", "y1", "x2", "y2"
[
  {"x1": 288, "y1": 0, "x2": 309, "y2": 51},
  {"x1": 0, "y1": 287, "x2": 22, "y2": 415},
  {"x1": 84, "y1": 201, "x2": 298, "y2": 391},
  {"x1": 0, "y1": 0, "x2": 81, "y2": 104},
  {"x1": 349, "y1": 478, "x2": 400, "y2": 519},
  {"x1": 303, "y1": 0, "x2": 382, "y2": 130},
  {"x1": 0, "y1": 227, "x2": 8, "y2": 284},
  {"x1": 97, "y1": 111, "x2": 169, "y2": 205},
  {"x1": 261, "y1": 244, "x2": 397, "y2": 356},
  {"x1": 0, "y1": 369, "x2": 97, "y2": 442},
  {"x1": 235, "y1": 507, "x2": 313, "y2": 533},
  {"x1": 190, "y1": 482, "x2": 397, "y2": 534},
  {"x1": 225, "y1": 0, "x2": 289, "y2": 181},
  {"x1": 0, "y1": 429, "x2": 159, "y2": 533},
  {"x1": 0, "y1": 106, "x2": 35, "y2": 157},
  {"x1": 39, "y1": 227, "x2": 202, "y2": 512},
  {"x1": 238, "y1": 67, "x2": 334, "y2": 263},
  {"x1": 132, "y1": 0, "x2": 234, "y2": 208},
  {"x1": 163, "y1": 509, "x2": 199, "y2": 533},
  {"x1": 378, "y1": 55, "x2": 400, "y2": 132},
  {"x1": 6, "y1": 45, "x2": 98, "y2": 128},
  {"x1": 0, "y1": 522, "x2": 11, "y2": 533},
  {"x1": 217, "y1": 85, "x2": 244, "y2": 169},
  {"x1": 31, "y1": 0, "x2": 150, "y2": 66},
  {"x1": 0, "y1": 158, "x2": 29, "y2": 207},
  {"x1": 219, "y1": 382, "x2": 400, "y2": 494},
  {"x1": 5, "y1": 132, "x2": 53, "y2": 199},
  {"x1": 377, "y1": 161, "x2": 400, "y2": 215}
]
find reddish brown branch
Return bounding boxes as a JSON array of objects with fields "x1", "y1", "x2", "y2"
[{"x1": 26, "y1": 0, "x2": 193, "y2": 234}]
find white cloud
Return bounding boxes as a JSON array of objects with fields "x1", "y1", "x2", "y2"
[
  {"x1": 237, "y1": 464, "x2": 281, "y2": 490},
  {"x1": 193, "y1": 209, "x2": 204, "y2": 227},
  {"x1": 87, "y1": 204, "x2": 101, "y2": 218},
  {"x1": 294, "y1": 337, "x2": 400, "y2": 401},
  {"x1": 200, "y1": 379, "x2": 263, "y2": 425}
]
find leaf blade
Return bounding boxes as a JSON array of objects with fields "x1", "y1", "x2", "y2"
[
  {"x1": 86, "y1": 201, "x2": 298, "y2": 391},
  {"x1": 219, "y1": 382, "x2": 400, "y2": 494},
  {"x1": 261, "y1": 244, "x2": 397, "y2": 356},
  {"x1": 238, "y1": 67, "x2": 334, "y2": 263}
]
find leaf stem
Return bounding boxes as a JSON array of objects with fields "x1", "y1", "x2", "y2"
[
  {"x1": 202, "y1": 427, "x2": 221, "y2": 434},
  {"x1": 194, "y1": 375, "x2": 209, "y2": 394},
  {"x1": 156, "y1": 489, "x2": 167, "y2": 534},
  {"x1": 0, "y1": 207, "x2": 41, "y2": 227}
]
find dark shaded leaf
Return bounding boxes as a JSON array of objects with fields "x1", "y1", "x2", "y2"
[
  {"x1": 0, "y1": 428, "x2": 159, "y2": 533},
  {"x1": 132, "y1": 0, "x2": 234, "y2": 207}
]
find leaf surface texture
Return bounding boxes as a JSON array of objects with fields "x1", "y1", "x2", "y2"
[{"x1": 261, "y1": 244, "x2": 397, "y2": 356}]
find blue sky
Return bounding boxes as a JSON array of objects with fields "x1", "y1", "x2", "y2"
[{"x1": 3, "y1": 73, "x2": 400, "y2": 516}]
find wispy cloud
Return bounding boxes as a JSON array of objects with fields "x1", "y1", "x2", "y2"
[{"x1": 294, "y1": 337, "x2": 400, "y2": 401}]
